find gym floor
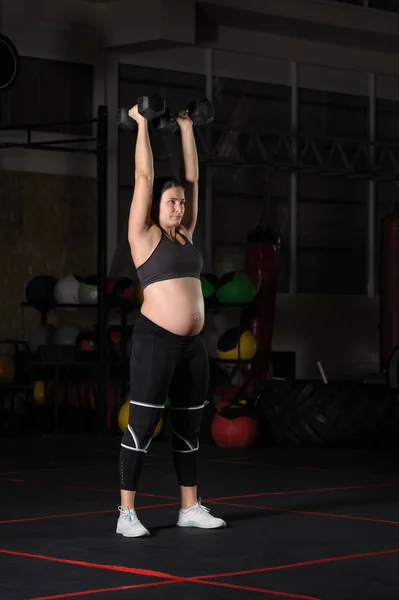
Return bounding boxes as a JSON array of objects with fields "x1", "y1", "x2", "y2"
[{"x1": 1, "y1": 435, "x2": 399, "y2": 600}]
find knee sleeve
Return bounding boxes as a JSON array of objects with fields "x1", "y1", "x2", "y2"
[
  {"x1": 170, "y1": 403, "x2": 204, "y2": 454},
  {"x1": 170, "y1": 404, "x2": 204, "y2": 487},
  {"x1": 121, "y1": 400, "x2": 164, "y2": 454},
  {"x1": 119, "y1": 400, "x2": 164, "y2": 491}
]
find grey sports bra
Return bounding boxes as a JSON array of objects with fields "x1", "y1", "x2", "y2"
[{"x1": 136, "y1": 229, "x2": 203, "y2": 290}]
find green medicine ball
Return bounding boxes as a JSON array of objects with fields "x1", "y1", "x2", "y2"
[
  {"x1": 200, "y1": 273, "x2": 219, "y2": 298},
  {"x1": 216, "y1": 271, "x2": 256, "y2": 305},
  {"x1": 78, "y1": 281, "x2": 98, "y2": 304}
]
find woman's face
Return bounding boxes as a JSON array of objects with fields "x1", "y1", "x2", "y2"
[{"x1": 158, "y1": 186, "x2": 185, "y2": 228}]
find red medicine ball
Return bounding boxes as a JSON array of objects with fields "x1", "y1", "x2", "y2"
[
  {"x1": 211, "y1": 406, "x2": 259, "y2": 448},
  {"x1": 214, "y1": 383, "x2": 240, "y2": 412}
]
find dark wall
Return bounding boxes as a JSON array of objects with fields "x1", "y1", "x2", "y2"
[
  {"x1": 0, "y1": 171, "x2": 97, "y2": 340},
  {"x1": 117, "y1": 63, "x2": 207, "y2": 257},
  {"x1": 115, "y1": 63, "x2": 399, "y2": 295},
  {"x1": 0, "y1": 56, "x2": 93, "y2": 135},
  {"x1": 0, "y1": 56, "x2": 96, "y2": 340}
]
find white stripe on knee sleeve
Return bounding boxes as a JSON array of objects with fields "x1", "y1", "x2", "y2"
[
  {"x1": 121, "y1": 443, "x2": 147, "y2": 453},
  {"x1": 170, "y1": 403, "x2": 205, "y2": 411},
  {"x1": 130, "y1": 400, "x2": 165, "y2": 409},
  {"x1": 172, "y1": 427, "x2": 199, "y2": 453},
  {"x1": 121, "y1": 423, "x2": 153, "y2": 453}
]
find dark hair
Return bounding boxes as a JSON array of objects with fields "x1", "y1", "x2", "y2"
[{"x1": 151, "y1": 176, "x2": 184, "y2": 224}]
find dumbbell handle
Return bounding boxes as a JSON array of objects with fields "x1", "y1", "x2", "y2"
[
  {"x1": 117, "y1": 95, "x2": 166, "y2": 132},
  {"x1": 116, "y1": 107, "x2": 160, "y2": 132},
  {"x1": 117, "y1": 108, "x2": 137, "y2": 133},
  {"x1": 117, "y1": 98, "x2": 214, "y2": 134}
]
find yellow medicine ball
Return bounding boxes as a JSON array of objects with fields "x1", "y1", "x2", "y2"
[
  {"x1": 152, "y1": 416, "x2": 163, "y2": 439},
  {"x1": 118, "y1": 399, "x2": 130, "y2": 432},
  {"x1": 118, "y1": 399, "x2": 163, "y2": 438},
  {"x1": 134, "y1": 281, "x2": 144, "y2": 305},
  {"x1": 33, "y1": 381, "x2": 45, "y2": 405},
  {"x1": 0, "y1": 354, "x2": 15, "y2": 383},
  {"x1": 216, "y1": 327, "x2": 257, "y2": 362}
]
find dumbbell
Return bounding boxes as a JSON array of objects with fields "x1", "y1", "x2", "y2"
[
  {"x1": 117, "y1": 95, "x2": 166, "y2": 133},
  {"x1": 152, "y1": 98, "x2": 214, "y2": 135},
  {"x1": 189, "y1": 98, "x2": 215, "y2": 126}
]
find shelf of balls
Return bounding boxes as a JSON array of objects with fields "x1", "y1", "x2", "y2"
[
  {"x1": 204, "y1": 301, "x2": 254, "y2": 312},
  {"x1": 209, "y1": 357, "x2": 255, "y2": 363},
  {"x1": 21, "y1": 301, "x2": 254, "y2": 314},
  {"x1": 21, "y1": 302, "x2": 122, "y2": 310},
  {"x1": 21, "y1": 301, "x2": 254, "y2": 308}
]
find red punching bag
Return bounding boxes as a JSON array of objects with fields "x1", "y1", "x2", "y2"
[
  {"x1": 380, "y1": 214, "x2": 399, "y2": 370},
  {"x1": 241, "y1": 225, "x2": 280, "y2": 383}
]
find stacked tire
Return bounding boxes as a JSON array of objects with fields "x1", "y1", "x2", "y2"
[{"x1": 254, "y1": 380, "x2": 399, "y2": 447}]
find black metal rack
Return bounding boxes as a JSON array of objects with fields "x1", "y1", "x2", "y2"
[
  {"x1": 18, "y1": 296, "x2": 135, "y2": 435},
  {"x1": 195, "y1": 124, "x2": 399, "y2": 180},
  {"x1": 0, "y1": 106, "x2": 109, "y2": 434}
]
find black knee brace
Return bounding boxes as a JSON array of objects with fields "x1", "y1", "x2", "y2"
[
  {"x1": 170, "y1": 403, "x2": 204, "y2": 454},
  {"x1": 120, "y1": 400, "x2": 164, "y2": 491},
  {"x1": 169, "y1": 403, "x2": 204, "y2": 486},
  {"x1": 121, "y1": 400, "x2": 164, "y2": 453}
]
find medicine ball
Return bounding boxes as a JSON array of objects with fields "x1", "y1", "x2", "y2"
[
  {"x1": 216, "y1": 271, "x2": 256, "y2": 305},
  {"x1": 78, "y1": 281, "x2": 98, "y2": 304},
  {"x1": 27, "y1": 324, "x2": 56, "y2": 354},
  {"x1": 54, "y1": 324, "x2": 83, "y2": 346},
  {"x1": 153, "y1": 416, "x2": 164, "y2": 439},
  {"x1": 54, "y1": 275, "x2": 81, "y2": 306},
  {"x1": 25, "y1": 275, "x2": 58, "y2": 311},
  {"x1": 211, "y1": 405, "x2": 259, "y2": 448},
  {"x1": 201, "y1": 320, "x2": 220, "y2": 358},
  {"x1": 118, "y1": 399, "x2": 130, "y2": 432},
  {"x1": 77, "y1": 326, "x2": 99, "y2": 352},
  {"x1": 200, "y1": 273, "x2": 219, "y2": 298},
  {"x1": 0, "y1": 354, "x2": 15, "y2": 383},
  {"x1": 107, "y1": 277, "x2": 135, "y2": 313},
  {"x1": 33, "y1": 381, "x2": 45, "y2": 405},
  {"x1": 217, "y1": 327, "x2": 257, "y2": 361},
  {"x1": 214, "y1": 383, "x2": 240, "y2": 411},
  {"x1": 109, "y1": 328, "x2": 132, "y2": 360},
  {"x1": 118, "y1": 398, "x2": 164, "y2": 438},
  {"x1": 134, "y1": 281, "x2": 144, "y2": 305}
]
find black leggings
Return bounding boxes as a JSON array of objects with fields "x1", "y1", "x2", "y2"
[{"x1": 119, "y1": 313, "x2": 209, "y2": 491}]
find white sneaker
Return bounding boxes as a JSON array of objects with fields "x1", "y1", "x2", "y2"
[
  {"x1": 177, "y1": 499, "x2": 226, "y2": 529},
  {"x1": 116, "y1": 507, "x2": 150, "y2": 537}
]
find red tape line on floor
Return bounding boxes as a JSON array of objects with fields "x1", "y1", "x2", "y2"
[
  {"x1": 27, "y1": 580, "x2": 182, "y2": 600},
  {"x1": 0, "y1": 548, "x2": 177, "y2": 579},
  {"x1": 209, "y1": 459, "x2": 370, "y2": 475},
  {"x1": 28, "y1": 580, "x2": 320, "y2": 600},
  {"x1": 206, "y1": 500, "x2": 399, "y2": 526},
  {"x1": 205, "y1": 481, "x2": 399, "y2": 502},
  {"x1": 3, "y1": 546, "x2": 397, "y2": 598},
  {"x1": 0, "y1": 549, "x2": 317, "y2": 599},
  {"x1": 0, "y1": 502, "x2": 180, "y2": 525},
  {"x1": 189, "y1": 579, "x2": 320, "y2": 599},
  {"x1": 0, "y1": 477, "x2": 180, "y2": 500},
  {"x1": 27, "y1": 580, "x2": 318, "y2": 600},
  {"x1": 194, "y1": 548, "x2": 399, "y2": 579}
]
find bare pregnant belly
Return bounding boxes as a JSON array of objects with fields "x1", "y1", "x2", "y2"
[{"x1": 140, "y1": 277, "x2": 205, "y2": 336}]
